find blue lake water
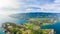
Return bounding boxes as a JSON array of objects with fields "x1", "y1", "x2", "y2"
[
  {"x1": 0, "y1": 28, "x2": 5, "y2": 34},
  {"x1": 0, "y1": 13, "x2": 60, "y2": 34},
  {"x1": 41, "y1": 22, "x2": 60, "y2": 34},
  {"x1": 0, "y1": 15, "x2": 27, "y2": 34}
]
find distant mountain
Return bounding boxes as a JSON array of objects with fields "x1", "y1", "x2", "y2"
[{"x1": 10, "y1": 12, "x2": 60, "y2": 19}]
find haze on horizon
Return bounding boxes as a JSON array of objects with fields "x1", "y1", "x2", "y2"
[{"x1": 0, "y1": 0, "x2": 60, "y2": 15}]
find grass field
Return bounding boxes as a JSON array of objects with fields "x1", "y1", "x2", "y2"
[{"x1": 2, "y1": 18, "x2": 56, "y2": 34}]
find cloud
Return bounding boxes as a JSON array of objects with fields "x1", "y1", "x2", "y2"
[
  {"x1": 16, "y1": 0, "x2": 60, "y2": 13},
  {"x1": 0, "y1": 0, "x2": 18, "y2": 8},
  {"x1": 0, "y1": 0, "x2": 21, "y2": 15},
  {"x1": 0, "y1": 10, "x2": 20, "y2": 15},
  {"x1": 54, "y1": 0, "x2": 60, "y2": 3},
  {"x1": 0, "y1": 0, "x2": 60, "y2": 13},
  {"x1": 20, "y1": 0, "x2": 54, "y2": 5}
]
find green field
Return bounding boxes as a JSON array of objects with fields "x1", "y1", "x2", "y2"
[{"x1": 2, "y1": 18, "x2": 56, "y2": 34}]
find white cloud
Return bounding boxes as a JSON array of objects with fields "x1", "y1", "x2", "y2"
[
  {"x1": 0, "y1": 10, "x2": 20, "y2": 15},
  {"x1": 0, "y1": 0, "x2": 60, "y2": 13},
  {"x1": 17, "y1": 0, "x2": 60, "y2": 13},
  {"x1": 0, "y1": 0, "x2": 18, "y2": 8},
  {"x1": 54, "y1": 0, "x2": 60, "y2": 3},
  {"x1": 0, "y1": 0, "x2": 21, "y2": 15}
]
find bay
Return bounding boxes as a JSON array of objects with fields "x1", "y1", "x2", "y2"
[{"x1": 0, "y1": 15, "x2": 27, "y2": 34}]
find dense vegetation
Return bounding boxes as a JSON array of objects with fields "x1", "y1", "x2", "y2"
[{"x1": 2, "y1": 18, "x2": 55, "y2": 34}]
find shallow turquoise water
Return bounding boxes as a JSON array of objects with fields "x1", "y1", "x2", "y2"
[
  {"x1": 0, "y1": 15, "x2": 27, "y2": 34},
  {"x1": 0, "y1": 13, "x2": 60, "y2": 34},
  {"x1": 0, "y1": 28, "x2": 4, "y2": 34},
  {"x1": 41, "y1": 22, "x2": 60, "y2": 34}
]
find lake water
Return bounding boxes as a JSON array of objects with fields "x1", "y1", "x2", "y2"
[
  {"x1": 0, "y1": 14, "x2": 60, "y2": 34},
  {"x1": 0, "y1": 15, "x2": 27, "y2": 34}
]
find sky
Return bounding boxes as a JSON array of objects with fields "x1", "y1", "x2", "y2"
[{"x1": 0, "y1": 0, "x2": 60, "y2": 15}]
